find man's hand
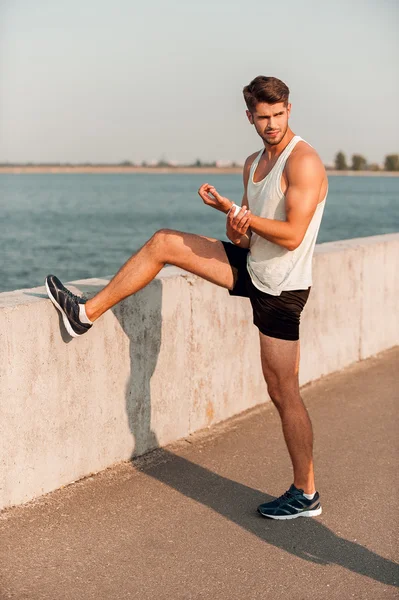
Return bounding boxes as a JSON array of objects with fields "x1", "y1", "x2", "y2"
[
  {"x1": 198, "y1": 183, "x2": 233, "y2": 213},
  {"x1": 226, "y1": 205, "x2": 251, "y2": 245}
]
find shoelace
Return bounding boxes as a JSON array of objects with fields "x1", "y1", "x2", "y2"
[
  {"x1": 64, "y1": 288, "x2": 84, "y2": 304},
  {"x1": 277, "y1": 489, "x2": 296, "y2": 502}
]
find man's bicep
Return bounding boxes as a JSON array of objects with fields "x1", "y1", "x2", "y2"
[{"x1": 285, "y1": 154, "x2": 324, "y2": 243}]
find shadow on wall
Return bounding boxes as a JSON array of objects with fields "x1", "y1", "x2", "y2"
[
  {"x1": 111, "y1": 280, "x2": 162, "y2": 459},
  {"x1": 111, "y1": 286, "x2": 398, "y2": 589}
]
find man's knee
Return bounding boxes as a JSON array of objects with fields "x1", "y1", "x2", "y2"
[
  {"x1": 265, "y1": 374, "x2": 300, "y2": 412},
  {"x1": 152, "y1": 228, "x2": 181, "y2": 244},
  {"x1": 149, "y1": 229, "x2": 177, "y2": 251},
  {"x1": 151, "y1": 228, "x2": 171, "y2": 241},
  {"x1": 266, "y1": 378, "x2": 284, "y2": 409},
  {"x1": 149, "y1": 229, "x2": 186, "y2": 264}
]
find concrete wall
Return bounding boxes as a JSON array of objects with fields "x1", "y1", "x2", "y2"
[{"x1": 1, "y1": 233, "x2": 398, "y2": 511}]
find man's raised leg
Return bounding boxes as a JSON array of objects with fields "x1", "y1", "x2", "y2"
[
  {"x1": 85, "y1": 229, "x2": 235, "y2": 321},
  {"x1": 45, "y1": 229, "x2": 236, "y2": 337}
]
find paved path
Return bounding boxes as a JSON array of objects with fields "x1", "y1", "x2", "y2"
[{"x1": 1, "y1": 348, "x2": 398, "y2": 600}]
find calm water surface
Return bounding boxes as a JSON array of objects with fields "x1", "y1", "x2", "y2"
[{"x1": 1, "y1": 173, "x2": 398, "y2": 292}]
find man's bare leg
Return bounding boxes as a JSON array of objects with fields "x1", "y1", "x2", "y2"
[
  {"x1": 85, "y1": 229, "x2": 235, "y2": 322},
  {"x1": 258, "y1": 332, "x2": 316, "y2": 494}
]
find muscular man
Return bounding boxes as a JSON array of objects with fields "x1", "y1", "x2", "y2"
[{"x1": 45, "y1": 75, "x2": 327, "y2": 520}]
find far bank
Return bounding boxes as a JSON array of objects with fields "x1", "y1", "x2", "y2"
[{"x1": 0, "y1": 166, "x2": 399, "y2": 176}]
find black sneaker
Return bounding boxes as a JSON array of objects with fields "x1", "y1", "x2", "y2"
[
  {"x1": 257, "y1": 484, "x2": 322, "y2": 520},
  {"x1": 45, "y1": 274, "x2": 92, "y2": 338}
]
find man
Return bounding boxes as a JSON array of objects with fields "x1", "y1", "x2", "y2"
[{"x1": 45, "y1": 75, "x2": 327, "y2": 520}]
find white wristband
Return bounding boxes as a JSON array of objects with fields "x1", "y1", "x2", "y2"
[{"x1": 229, "y1": 203, "x2": 246, "y2": 217}]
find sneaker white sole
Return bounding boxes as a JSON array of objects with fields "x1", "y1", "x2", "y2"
[
  {"x1": 45, "y1": 278, "x2": 81, "y2": 338},
  {"x1": 259, "y1": 506, "x2": 322, "y2": 520}
]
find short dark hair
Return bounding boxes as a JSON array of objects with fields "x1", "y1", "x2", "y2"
[{"x1": 243, "y1": 76, "x2": 290, "y2": 112}]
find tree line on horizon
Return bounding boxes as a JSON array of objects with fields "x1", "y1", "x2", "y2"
[
  {"x1": 0, "y1": 159, "x2": 238, "y2": 169},
  {"x1": 1, "y1": 154, "x2": 398, "y2": 171},
  {"x1": 334, "y1": 152, "x2": 399, "y2": 171}
]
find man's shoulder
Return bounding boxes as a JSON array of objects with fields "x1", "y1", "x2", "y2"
[
  {"x1": 245, "y1": 149, "x2": 262, "y2": 164},
  {"x1": 287, "y1": 139, "x2": 326, "y2": 179},
  {"x1": 243, "y1": 150, "x2": 262, "y2": 174},
  {"x1": 291, "y1": 139, "x2": 322, "y2": 161}
]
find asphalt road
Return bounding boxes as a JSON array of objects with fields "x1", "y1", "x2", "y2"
[{"x1": 1, "y1": 347, "x2": 398, "y2": 600}]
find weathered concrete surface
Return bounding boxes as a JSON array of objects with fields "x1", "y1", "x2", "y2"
[
  {"x1": 0, "y1": 234, "x2": 398, "y2": 510},
  {"x1": 0, "y1": 348, "x2": 398, "y2": 600}
]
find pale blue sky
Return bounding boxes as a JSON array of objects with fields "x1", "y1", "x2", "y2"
[{"x1": 0, "y1": 0, "x2": 398, "y2": 165}]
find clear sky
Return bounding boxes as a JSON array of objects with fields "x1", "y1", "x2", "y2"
[{"x1": 0, "y1": 0, "x2": 398, "y2": 165}]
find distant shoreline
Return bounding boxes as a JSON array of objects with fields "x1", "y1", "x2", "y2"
[{"x1": 0, "y1": 166, "x2": 398, "y2": 176}]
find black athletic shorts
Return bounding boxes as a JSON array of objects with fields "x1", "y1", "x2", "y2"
[{"x1": 221, "y1": 241, "x2": 311, "y2": 341}]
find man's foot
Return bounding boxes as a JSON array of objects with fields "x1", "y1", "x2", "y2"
[
  {"x1": 45, "y1": 274, "x2": 92, "y2": 338},
  {"x1": 257, "y1": 484, "x2": 322, "y2": 520}
]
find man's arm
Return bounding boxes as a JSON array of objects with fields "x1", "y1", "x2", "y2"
[
  {"x1": 226, "y1": 153, "x2": 257, "y2": 248},
  {"x1": 248, "y1": 150, "x2": 325, "y2": 251}
]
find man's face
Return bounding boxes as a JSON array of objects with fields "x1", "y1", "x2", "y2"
[{"x1": 246, "y1": 102, "x2": 291, "y2": 146}]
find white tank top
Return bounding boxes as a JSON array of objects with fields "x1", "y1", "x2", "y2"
[{"x1": 246, "y1": 135, "x2": 327, "y2": 295}]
